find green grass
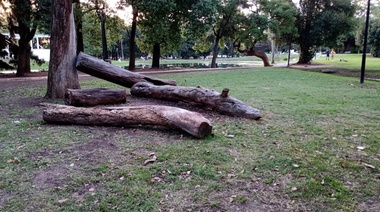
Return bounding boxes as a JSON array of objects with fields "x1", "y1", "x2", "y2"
[
  {"x1": 312, "y1": 53, "x2": 380, "y2": 79},
  {"x1": 1, "y1": 67, "x2": 379, "y2": 211}
]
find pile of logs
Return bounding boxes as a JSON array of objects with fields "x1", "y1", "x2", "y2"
[{"x1": 42, "y1": 53, "x2": 261, "y2": 138}]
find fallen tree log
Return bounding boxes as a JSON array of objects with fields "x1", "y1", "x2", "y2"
[
  {"x1": 64, "y1": 88, "x2": 127, "y2": 107},
  {"x1": 41, "y1": 103, "x2": 212, "y2": 138},
  {"x1": 75, "y1": 52, "x2": 176, "y2": 87},
  {"x1": 130, "y1": 82, "x2": 261, "y2": 120}
]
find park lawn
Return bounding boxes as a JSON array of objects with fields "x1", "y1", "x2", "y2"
[
  {"x1": 0, "y1": 67, "x2": 379, "y2": 211},
  {"x1": 312, "y1": 53, "x2": 380, "y2": 79}
]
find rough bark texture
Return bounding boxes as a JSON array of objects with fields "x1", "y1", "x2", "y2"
[
  {"x1": 130, "y1": 82, "x2": 261, "y2": 120},
  {"x1": 76, "y1": 52, "x2": 176, "y2": 87},
  {"x1": 42, "y1": 103, "x2": 212, "y2": 138},
  {"x1": 64, "y1": 88, "x2": 127, "y2": 107},
  {"x1": 46, "y1": 1, "x2": 80, "y2": 98}
]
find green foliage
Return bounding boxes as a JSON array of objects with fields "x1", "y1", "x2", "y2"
[
  {"x1": 296, "y1": 0, "x2": 356, "y2": 63},
  {"x1": 369, "y1": 23, "x2": 380, "y2": 57},
  {"x1": 82, "y1": 11, "x2": 126, "y2": 56}
]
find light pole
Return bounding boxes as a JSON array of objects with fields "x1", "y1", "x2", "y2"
[{"x1": 360, "y1": 0, "x2": 371, "y2": 84}]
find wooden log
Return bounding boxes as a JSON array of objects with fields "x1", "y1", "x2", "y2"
[
  {"x1": 130, "y1": 82, "x2": 261, "y2": 120},
  {"x1": 41, "y1": 103, "x2": 212, "y2": 138},
  {"x1": 64, "y1": 88, "x2": 127, "y2": 107},
  {"x1": 75, "y1": 52, "x2": 176, "y2": 87}
]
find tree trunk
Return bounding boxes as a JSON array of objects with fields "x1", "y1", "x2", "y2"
[
  {"x1": 244, "y1": 49, "x2": 272, "y2": 67},
  {"x1": 130, "y1": 82, "x2": 261, "y2": 120},
  {"x1": 42, "y1": 103, "x2": 212, "y2": 138},
  {"x1": 74, "y1": 3, "x2": 84, "y2": 54},
  {"x1": 128, "y1": 9, "x2": 138, "y2": 71},
  {"x1": 15, "y1": 21, "x2": 35, "y2": 77},
  {"x1": 46, "y1": 1, "x2": 80, "y2": 99},
  {"x1": 76, "y1": 52, "x2": 176, "y2": 87},
  {"x1": 16, "y1": 37, "x2": 31, "y2": 77},
  {"x1": 211, "y1": 36, "x2": 220, "y2": 68},
  {"x1": 100, "y1": 13, "x2": 108, "y2": 61},
  {"x1": 152, "y1": 43, "x2": 160, "y2": 68},
  {"x1": 64, "y1": 88, "x2": 127, "y2": 107}
]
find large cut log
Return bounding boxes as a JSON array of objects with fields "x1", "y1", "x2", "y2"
[
  {"x1": 130, "y1": 82, "x2": 261, "y2": 120},
  {"x1": 64, "y1": 88, "x2": 127, "y2": 107},
  {"x1": 76, "y1": 52, "x2": 176, "y2": 87},
  {"x1": 42, "y1": 103, "x2": 212, "y2": 138}
]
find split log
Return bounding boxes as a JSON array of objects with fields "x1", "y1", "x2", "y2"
[
  {"x1": 75, "y1": 52, "x2": 176, "y2": 87},
  {"x1": 64, "y1": 88, "x2": 127, "y2": 107},
  {"x1": 41, "y1": 103, "x2": 212, "y2": 138},
  {"x1": 130, "y1": 82, "x2": 261, "y2": 120}
]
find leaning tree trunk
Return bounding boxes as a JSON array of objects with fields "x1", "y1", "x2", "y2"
[
  {"x1": 76, "y1": 52, "x2": 176, "y2": 87},
  {"x1": 46, "y1": 0, "x2": 80, "y2": 99},
  {"x1": 42, "y1": 103, "x2": 212, "y2": 138},
  {"x1": 130, "y1": 82, "x2": 261, "y2": 120},
  {"x1": 245, "y1": 49, "x2": 272, "y2": 67}
]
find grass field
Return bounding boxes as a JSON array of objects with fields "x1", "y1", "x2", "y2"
[{"x1": 1, "y1": 65, "x2": 379, "y2": 211}]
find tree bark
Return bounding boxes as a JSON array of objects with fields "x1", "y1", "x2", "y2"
[
  {"x1": 64, "y1": 88, "x2": 127, "y2": 107},
  {"x1": 76, "y1": 52, "x2": 176, "y2": 87},
  {"x1": 130, "y1": 82, "x2": 261, "y2": 120},
  {"x1": 42, "y1": 103, "x2": 212, "y2": 138},
  {"x1": 46, "y1": 1, "x2": 80, "y2": 98}
]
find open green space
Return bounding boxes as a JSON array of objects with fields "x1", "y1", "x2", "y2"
[{"x1": 0, "y1": 66, "x2": 379, "y2": 211}]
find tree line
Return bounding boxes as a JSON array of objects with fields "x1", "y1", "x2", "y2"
[{"x1": 0, "y1": 0, "x2": 378, "y2": 77}]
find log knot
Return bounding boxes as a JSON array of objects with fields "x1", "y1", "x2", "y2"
[{"x1": 221, "y1": 88, "x2": 229, "y2": 97}]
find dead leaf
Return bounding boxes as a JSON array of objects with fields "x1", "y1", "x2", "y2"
[
  {"x1": 359, "y1": 162, "x2": 375, "y2": 169},
  {"x1": 143, "y1": 153, "x2": 157, "y2": 166},
  {"x1": 227, "y1": 174, "x2": 235, "y2": 179},
  {"x1": 151, "y1": 176, "x2": 164, "y2": 183},
  {"x1": 7, "y1": 158, "x2": 20, "y2": 164},
  {"x1": 58, "y1": 198, "x2": 69, "y2": 203}
]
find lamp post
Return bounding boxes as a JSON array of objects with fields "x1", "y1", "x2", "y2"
[{"x1": 360, "y1": 0, "x2": 371, "y2": 84}]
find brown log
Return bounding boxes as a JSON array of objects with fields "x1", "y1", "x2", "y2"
[
  {"x1": 64, "y1": 88, "x2": 127, "y2": 106},
  {"x1": 75, "y1": 52, "x2": 176, "y2": 87},
  {"x1": 130, "y1": 82, "x2": 261, "y2": 120},
  {"x1": 41, "y1": 103, "x2": 212, "y2": 138}
]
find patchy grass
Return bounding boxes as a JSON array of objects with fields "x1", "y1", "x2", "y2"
[{"x1": 0, "y1": 67, "x2": 379, "y2": 211}]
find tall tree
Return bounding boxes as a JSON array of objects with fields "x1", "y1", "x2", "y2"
[
  {"x1": 82, "y1": 11, "x2": 124, "y2": 57},
  {"x1": 119, "y1": 0, "x2": 139, "y2": 70},
  {"x1": 45, "y1": 0, "x2": 80, "y2": 98},
  {"x1": 296, "y1": 0, "x2": 356, "y2": 64}
]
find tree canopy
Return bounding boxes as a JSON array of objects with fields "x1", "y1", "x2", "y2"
[{"x1": 296, "y1": 0, "x2": 356, "y2": 64}]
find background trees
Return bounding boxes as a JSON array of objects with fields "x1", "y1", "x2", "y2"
[
  {"x1": 295, "y1": 0, "x2": 356, "y2": 64},
  {"x1": 1, "y1": 0, "x2": 378, "y2": 75}
]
